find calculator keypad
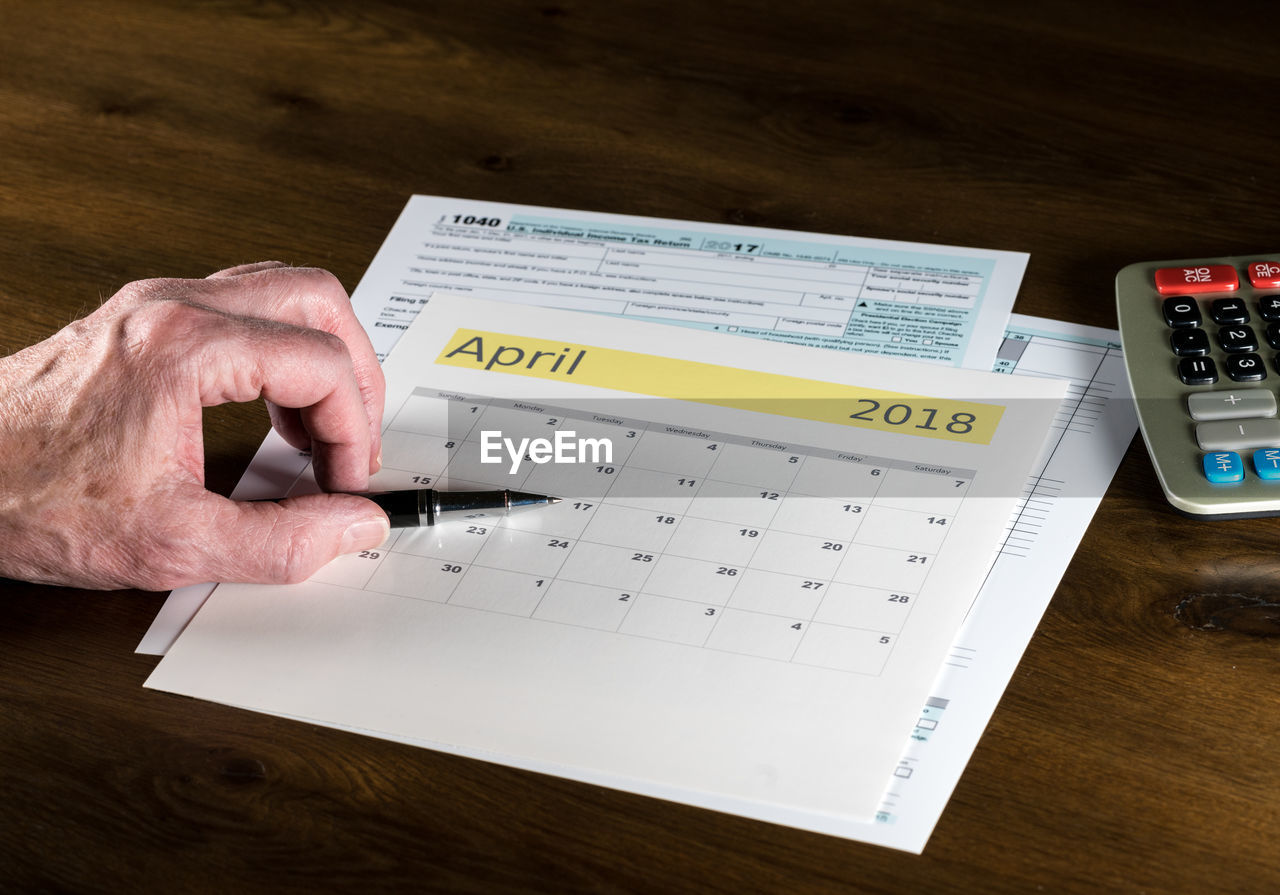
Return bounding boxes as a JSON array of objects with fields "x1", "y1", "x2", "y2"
[
  {"x1": 1151, "y1": 259, "x2": 1280, "y2": 488},
  {"x1": 1119, "y1": 255, "x2": 1280, "y2": 516}
]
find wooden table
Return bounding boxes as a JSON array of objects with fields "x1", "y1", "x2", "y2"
[{"x1": 4, "y1": 1, "x2": 1279, "y2": 890}]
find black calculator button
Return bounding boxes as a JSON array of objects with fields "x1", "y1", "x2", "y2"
[
  {"x1": 1162, "y1": 297, "x2": 1202, "y2": 328},
  {"x1": 1260, "y1": 296, "x2": 1280, "y2": 321},
  {"x1": 1265, "y1": 322, "x2": 1280, "y2": 349},
  {"x1": 1218, "y1": 326, "x2": 1259, "y2": 352},
  {"x1": 1210, "y1": 297, "x2": 1250, "y2": 324},
  {"x1": 1226, "y1": 353, "x2": 1267, "y2": 382},
  {"x1": 1170, "y1": 328, "x2": 1210, "y2": 356},
  {"x1": 1179, "y1": 357, "x2": 1218, "y2": 385}
]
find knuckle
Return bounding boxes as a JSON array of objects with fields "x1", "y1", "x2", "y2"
[
  {"x1": 117, "y1": 297, "x2": 211, "y2": 351},
  {"x1": 109, "y1": 277, "x2": 186, "y2": 308},
  {"x1": 291, "y1": 265, "x2": 346, "y2": 297},
  {"x1": 310, "y1": 326, "x2": 349, "y2": 356},
  {"x1": 286, "y1": 267, "x2": 352, "y2": 322},
  {"x1": 288, "y1": 325, "x2": 353, "y2": 372},
  {"x1": 231, "y1": 260, "x2": 289, "y2": 275}
]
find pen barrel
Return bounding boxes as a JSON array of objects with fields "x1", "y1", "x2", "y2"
[
  {"x1": 432, "y1": 489, "x2": 509, "y2": 520},
  {"x1": 367, "y1": 490, "x2": 432, "y2": 527},
  {"x1": 353, "y1": 489, "x2": 542, "y2": 527},
  {"x1": 367, "y1": 489, "x2": 513, "y2": 526}
]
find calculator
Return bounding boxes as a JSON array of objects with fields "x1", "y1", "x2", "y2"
[{"x1": 1117, "y1": 254, "x2": 1280, "y2": 518}]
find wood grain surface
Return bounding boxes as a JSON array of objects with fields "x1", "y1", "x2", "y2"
[{"x1": 3, "y1": 1, "x2": 1280, "y2": 891}]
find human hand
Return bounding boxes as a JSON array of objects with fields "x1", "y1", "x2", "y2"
[{"x1": 0, "y1": 262, "x2": 390, "y2": 589}]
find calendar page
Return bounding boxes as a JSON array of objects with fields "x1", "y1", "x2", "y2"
[
  {"x1": 143, "y1": 194, "x2": 1030, "y2": 652},
  {"x1": 146, "y1": 296, "x2": 1068, "y2": 821}
]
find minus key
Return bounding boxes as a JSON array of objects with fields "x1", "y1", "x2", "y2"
[{"x1": 1196, "y1": 417, "x2": 1280, "y2": 452}]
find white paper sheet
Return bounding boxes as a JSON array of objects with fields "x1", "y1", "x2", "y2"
[
  {"x1": 146, "y1": 295, "x2": 1067, "y2": 822},
  {"x1": 139, "y1": 314, "x2": 1134, "y2": 851}
]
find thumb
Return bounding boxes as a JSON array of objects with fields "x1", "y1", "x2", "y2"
[{"x1": 191, "y1": 492, "x2": 390, "y2": 584}]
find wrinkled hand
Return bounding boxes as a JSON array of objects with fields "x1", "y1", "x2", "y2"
[{"x1": 0, "y1": 262, "x2": 390, "y2": 589}]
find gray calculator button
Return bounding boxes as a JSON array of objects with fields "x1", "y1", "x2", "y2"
[
  {"x1": 1196, "y1": 418, "x2": 1280, "y2": 451},
  {"x1": 1187, "y1": 389, "x2": 1277, "y2": 421}
]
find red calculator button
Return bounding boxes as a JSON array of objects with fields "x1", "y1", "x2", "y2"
[
  {"x1": 1247, "y1": 262, "x2": 1280, "y2": 289},
  {"x1": 1154, "y1": 265, "x2": 1239, "y2": 295}
]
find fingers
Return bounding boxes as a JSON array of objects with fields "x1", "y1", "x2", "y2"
[
  {"x1": 158, "y1": 490, "x2": 390, "y2": 586},
  {"x1": 189, "y1": 265, "x2": 385, "y2": 473},
  {"x1": 177, "y1": 306, "x2": 374, "y2": 491},
  {"x1": 266, "y1": 400, "x2": 314, "y2": 457},
  {"x1": 107, "y1": 263, "x2": 385, "y2": 478}
]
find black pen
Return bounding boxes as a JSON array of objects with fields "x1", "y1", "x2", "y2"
[{"x1": 361, "y1": 488, "x2": 560, "y2": 528}]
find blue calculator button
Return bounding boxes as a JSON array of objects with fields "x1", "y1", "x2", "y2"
[
  {"x1": 1203, "y1": 451, "x2": 1244, "y2": 483},
  {"x1": 1253, "y1": 449, "x2": 1280, "y2": 480}
]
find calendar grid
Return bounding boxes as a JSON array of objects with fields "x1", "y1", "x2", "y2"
[
  {"x1": 610, "y1": 433, "x2": 712, "y2": 637},
  {"x1": 693, "y1": 439, "x2": 799, "y2": 652},
  {"x1": 305, "y1": 388, "x2": 979, "y2": 676}
]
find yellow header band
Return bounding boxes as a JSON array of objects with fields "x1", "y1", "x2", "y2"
[{"x1": 435, "y1": 328, "x2": 1004, "y2": 444}]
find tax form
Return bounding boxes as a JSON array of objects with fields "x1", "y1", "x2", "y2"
[
  {"x1": 146, "y1": 295, "x2": 1068, "y2": 822},
  {"x1": 353, "y1": 195, "x2": 1026, "y2": 368}
]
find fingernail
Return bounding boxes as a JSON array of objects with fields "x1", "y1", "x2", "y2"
[{"x1": 339, "y1": 516, "x2": 390, "y2": 554}]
